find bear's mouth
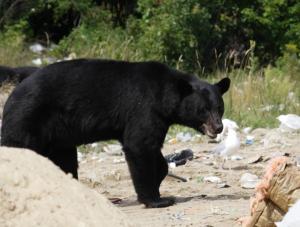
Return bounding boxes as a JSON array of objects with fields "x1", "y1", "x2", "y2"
[{"x1": 201, "y1": 123, "x2": 218, "y2": 139}]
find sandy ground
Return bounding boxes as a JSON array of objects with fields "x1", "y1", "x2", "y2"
[
  {"x1": 0, "y1": 147, "x2": 136, "y2": 227},
  {"x1": 79, "y1": 128, "x2": 300, "y2": 227}
]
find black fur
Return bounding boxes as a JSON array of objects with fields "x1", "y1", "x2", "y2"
[
  {"x1": 0, "y1": 65, "x2": 39, "y2": 84},
  {"x1": 1, "y1": 59, "x2": 230, "y2": 208}
]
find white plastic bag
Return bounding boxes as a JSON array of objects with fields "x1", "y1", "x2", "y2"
[{"x1": 277, "y1": 114, "x2": 300, "y2": 132}]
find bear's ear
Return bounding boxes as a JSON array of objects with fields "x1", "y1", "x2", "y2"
[
  {"x1": 215, "y1": 77, "x2": 230, "y2": 95},
  {"x1": 177, "y1": 78, "x2": 193, "y2": 97}
]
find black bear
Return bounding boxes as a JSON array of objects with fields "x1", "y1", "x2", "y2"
[
  {"x1": 1, "y1": 59, "x2": 230, "y2": 208},
  {"x1": 0, "y1": 65, "x2": 39, "y2": 84}
]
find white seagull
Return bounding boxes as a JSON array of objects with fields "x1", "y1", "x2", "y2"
[
  {"x1": 215, "y1": 118, "x2": 239, "y2": 142},
  {"x1": 212, "y1": 127, "x2": 240, "y2": 169}
]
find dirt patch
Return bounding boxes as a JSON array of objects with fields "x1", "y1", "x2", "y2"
[
  {"x1": 0, "y1": 147, "x2": 136, "y2": 227},
  {"x1": 79, "y1": 128, "x2": 300, "y2": 227}
]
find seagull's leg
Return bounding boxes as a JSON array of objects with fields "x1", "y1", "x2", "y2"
[
  {"x1": 221, "y1": 157, "x2": 226, "y2": 170},
  {"x1": 228, "y1": 156, "x2": 232, "y2": 171}
]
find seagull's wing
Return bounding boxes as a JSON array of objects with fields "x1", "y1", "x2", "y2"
[{"x1": 211, "y1": 142, "x2": 226, "y2": 155}]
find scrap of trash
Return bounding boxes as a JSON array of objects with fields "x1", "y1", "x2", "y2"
[{"x1": 239, "y1": 157, "x2": 300, "y2": 227}]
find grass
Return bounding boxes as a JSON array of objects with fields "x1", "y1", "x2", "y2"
[
  {"x1": 0, "y1": 29, "x2": 299, "y2": 132},
  {"x1": 218, "y1": 67, "x2": 300, "y2": 128},
  {"x1": 0, "y1": 27, "x2": 34, "y2": 66}
]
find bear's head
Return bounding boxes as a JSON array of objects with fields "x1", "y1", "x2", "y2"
[{"x1": 177, "y1": 77, "x2": 230, "y2": 139}]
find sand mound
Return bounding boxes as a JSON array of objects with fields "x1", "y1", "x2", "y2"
[{"x1": 0, "y1": 147, "x2": 136, "y2": 227}]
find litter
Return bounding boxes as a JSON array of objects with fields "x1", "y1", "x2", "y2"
[
  {"x1": 32, "y1": 58, "x2": 42, "y2": 66},
  {"x1": 91, "y1": 143, "x2": 98, "y2": 148},
  {"x1": 113, "y1": 158, "x2": 125, "y2": 164},
  {"x1": 240, "y1": 173, "x2": 259, "y2": 189},
  {"x1": 171, "y1": 211, "x2": 186, "y2": 220},
  {"x1": 167, "y1": 138, "x2": 177, "y2": 144},
  {"x1": 231, "y1": 155, "x2": 243, "y2": 161},
  {"x1": 203, "y1": 176, "x2": 222, "y2": 184},
  {"x1": 168, "y1": 162, "x2": 176, "y2": 169},
  {"x1": 63, "y1": 52, "x2": 77, "y2": 61},
  {"x1": 103, "y1": 144, "x2": 123, "y2": 156},
  {"x1": 277, "y1": 114, "x2": 300, "y2": 132},
  {"x1": 108, "y1": 197, "x2": 123, "y2": 204},
  {"x1": 29, "y1": 43, "x2": 45, "y2": 53},
  {"x1": 77, "y1": 152, "x2": 83, "y2": 162},
  {"x1": 167, "y1": 173, "x2": 188, "y2": 182},
  {"x1": 245, "y1": 135, "x2": 254, "y2": 145},
  {"x1": 43, "y1": 56, "x2": 57, "y2": 64},
  {"x1": 276, "y1": 200, "x2": 300, "y2": 227},
  {"x1": 164, "y1": 149, "x2": 194, "y2": 167},
  {"x1": 176, "y1": 132, "x2": 192, "y2": 142},
  {"x1": 243, "y1": 127, "x2": 252, "y2": 134}
]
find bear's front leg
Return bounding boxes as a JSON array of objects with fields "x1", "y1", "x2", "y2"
[
  {"x1": 124, "y1": 149, "x2": 175, "y2": 208},
  {"x1": 122, "y1": 120, "x2": 174, "y2": 208}
]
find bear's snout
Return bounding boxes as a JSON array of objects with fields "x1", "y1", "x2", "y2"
[{"x1": 214, "y1": 123, "x2": 223, "y2": 134}]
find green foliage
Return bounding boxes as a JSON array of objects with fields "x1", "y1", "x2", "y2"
[
  {"x1": 0, "y1": 0, "x2": 300, "y2": 129},
  {"x1": 2, "y1": 0, "x2": 300, "y2": 71},
  {"x1": 52, "y1": 7, "x2": 143, "y2": 61},
  {"x1": 241, "y1": 0, "x2": 300, "y2": 64},
  {"x1": 130, "y1": 0, "x2": 211, "y2": 72},
  {"x1": 0, "y1": 23, "x2": 33, "y2": 66}
]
